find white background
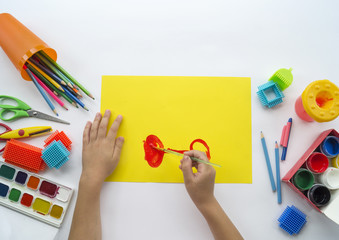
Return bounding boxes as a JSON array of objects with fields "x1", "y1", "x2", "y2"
[{"x1": 0, "y1": 0, "x2": 339, "y2": 239}]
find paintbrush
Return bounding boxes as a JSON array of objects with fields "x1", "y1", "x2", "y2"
[{"x1": 152, "y1": 146, "x2": 222, "y2": 168}]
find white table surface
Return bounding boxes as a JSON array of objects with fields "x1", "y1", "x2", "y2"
[{"x1": 1, "y1": 1, "x2": 339, "y2": 239}]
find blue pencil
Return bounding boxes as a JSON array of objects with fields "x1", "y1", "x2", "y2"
[
  {"x1": 62, "y1": 86, "x2": 89, "y2": 111},
  {"x1": 24, "y1": 67, "x2": 58, "y2": 116},
  {"x1": 275, "y1": 141, "x2": 282, "y2": 204},
  {"x1": 260, "y1": 132, "x2": 276, "y2": 192}
]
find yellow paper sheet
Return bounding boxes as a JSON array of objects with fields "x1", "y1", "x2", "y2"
[{"x1": 101, "y1": 76, "x2": 252, "y2": 183}]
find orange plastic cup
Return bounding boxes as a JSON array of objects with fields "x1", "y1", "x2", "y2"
[{"x1": 0, "y1": 13, "x2": 57, "y2": 80}]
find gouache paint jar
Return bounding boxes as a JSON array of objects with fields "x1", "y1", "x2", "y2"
[
  {"x1": 307, "y1": 184, "x2": 331, "y2": 207},
  {"x1": 320, "y1": 136, "x2": 339, "y2": 158},
  {"x1": 332, "y1": 155, "x2": 339, "y2": 169},
  {"x1": 318, "y1": 167, "x2": 339, "y2": 190},
  {"x1": 292, "y1": 168, "x2": 314, "y2": 191},
  {"x1": 306, "y1": 152, "x2": 329, "y2": 174}
]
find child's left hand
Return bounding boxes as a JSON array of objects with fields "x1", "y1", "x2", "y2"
[{"x1": 81, "y1": 110, "x2": 124, "y2": 188}]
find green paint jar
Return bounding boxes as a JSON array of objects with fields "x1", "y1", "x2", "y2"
[{"x1": 292, "y1": 168, "x2": 315, "y2": 191}]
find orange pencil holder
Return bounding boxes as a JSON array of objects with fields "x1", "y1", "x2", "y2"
[{"x1": 0, "y1": 13, "x2": 57, "y2": 81}]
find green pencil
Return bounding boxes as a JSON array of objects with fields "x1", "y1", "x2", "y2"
[
  {"x1": 35, "y1": 52, "x2": 74, "y2": 88},
  {"x1": 153, "y1": 146, "x2": 222, "y2": 168},
  {"x1": 38, "y1": 51, "x2": 94, "y2": 99}
]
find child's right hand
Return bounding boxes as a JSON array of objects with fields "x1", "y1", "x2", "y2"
[{"x1": 179, "y1": 150, "x2": 216, "y2": 209}]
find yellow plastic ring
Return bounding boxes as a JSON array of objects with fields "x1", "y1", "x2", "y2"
[{"x1": 301, "y1": 80, "x2": 339, "y2": 122}]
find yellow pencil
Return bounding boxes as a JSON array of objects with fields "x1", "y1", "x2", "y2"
[{"x1": 27, "y1": 60, "x2": 64, "y2": 92}]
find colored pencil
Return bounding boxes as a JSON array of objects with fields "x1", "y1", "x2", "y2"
[
  {"x1": 275, "y1": 141, "x2": 282, "y2": 204},
  {"x1": 38, "y1": 51, "x2": 94, "y2": 99},
  {"x1": 71, "y1": 86, "x2": 82, "y2": 98},
  {"x1": 281, "y1": 118, "x2": 293, "y2": 160},
  {"x1": 260, "y1": 132, "x2": 276, "y2": 192},
  {"x1": 53, "y1": 87, "x2": 78, "y2": 108},
  {"x1": 27, "y1": 60, "x2": 64, "y2": 92},
  {"x1": 62, "y1": 86, "x2": 88, "y2": 111},
  {"x1": 152, "y1": 146, "x2": 222, "y2": 168},
  {"x1": 24, "y1": 66, "x2": 58, "y2": 116},
  {"x1": 26, "y1": 63, "x2": 59, "y2": 94},
  {"x1": 35, "y1": 52, "x2": 75, "y2": 88},
  {"x1": 65, "y1": 85, "x2": 80, "y2": 98},
  {"x1": 56, "y1": 89, "x2": 78, "y2": 108},
  {"x1": 26, "y1": 63, "x2": 77, "y2": 107},
  {"x1": 30, "y1": 67, "x2": 59, "y2": 98},
  {"x1": 34, "y1": 73, "x2": 68, "y2": 110},
  {"x1": 29, "y1": 57, "x2": 67, "y2": 87},
  {"x1": 27, "y1": 52, "x2": 91, "y2": 111},
  {"x1": 30, "y1": 59, "x2": 80, "y2": 99}
]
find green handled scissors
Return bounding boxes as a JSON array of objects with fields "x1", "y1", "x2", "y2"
[{"x1": 0, "y1": 95, "x2": 70, "y2": 125}]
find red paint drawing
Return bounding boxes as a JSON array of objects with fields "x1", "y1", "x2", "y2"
[
  {"x1": 143, "y1": 134, "x2": 211, "y2": 168},
  {"x1": 143, "y1": 135, "x2": 165, "y2": 168}
]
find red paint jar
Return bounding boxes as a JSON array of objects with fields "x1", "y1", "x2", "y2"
[{"x1": 306, "y1": 152, "x2": 329, "y2": 174}]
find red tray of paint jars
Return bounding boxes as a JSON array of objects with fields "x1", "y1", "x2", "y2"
[{"x1": 282, "y1": 129, "x2": 339, "y2": 224}]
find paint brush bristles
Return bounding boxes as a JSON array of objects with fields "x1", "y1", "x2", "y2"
[{"x1": 152, "y1": 146, "x2": 222, "y2": 168}]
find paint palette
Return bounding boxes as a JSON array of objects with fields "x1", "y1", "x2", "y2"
[{"x1": 0, "y1": 162, "x2": 73, "y2": 227}]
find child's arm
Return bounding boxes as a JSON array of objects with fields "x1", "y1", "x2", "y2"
[
  {"x1": 69, "y1": 110, "x2": 124, "y2": 240},
  {"x1": 180, "y1": 150, "x2": 243, "y2": 240}
]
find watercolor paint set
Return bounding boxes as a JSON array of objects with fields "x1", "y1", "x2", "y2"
[{"x1": 0, "y1": 162, "x2": 73, "y2": 227}]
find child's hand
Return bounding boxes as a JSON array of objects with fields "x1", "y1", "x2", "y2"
[
  {"x1": 81, "y1": 110, "x2": 124, "y2": 188},
  {"x1": 179, "y1": 150, "x2": 216, "y2": 209}
]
